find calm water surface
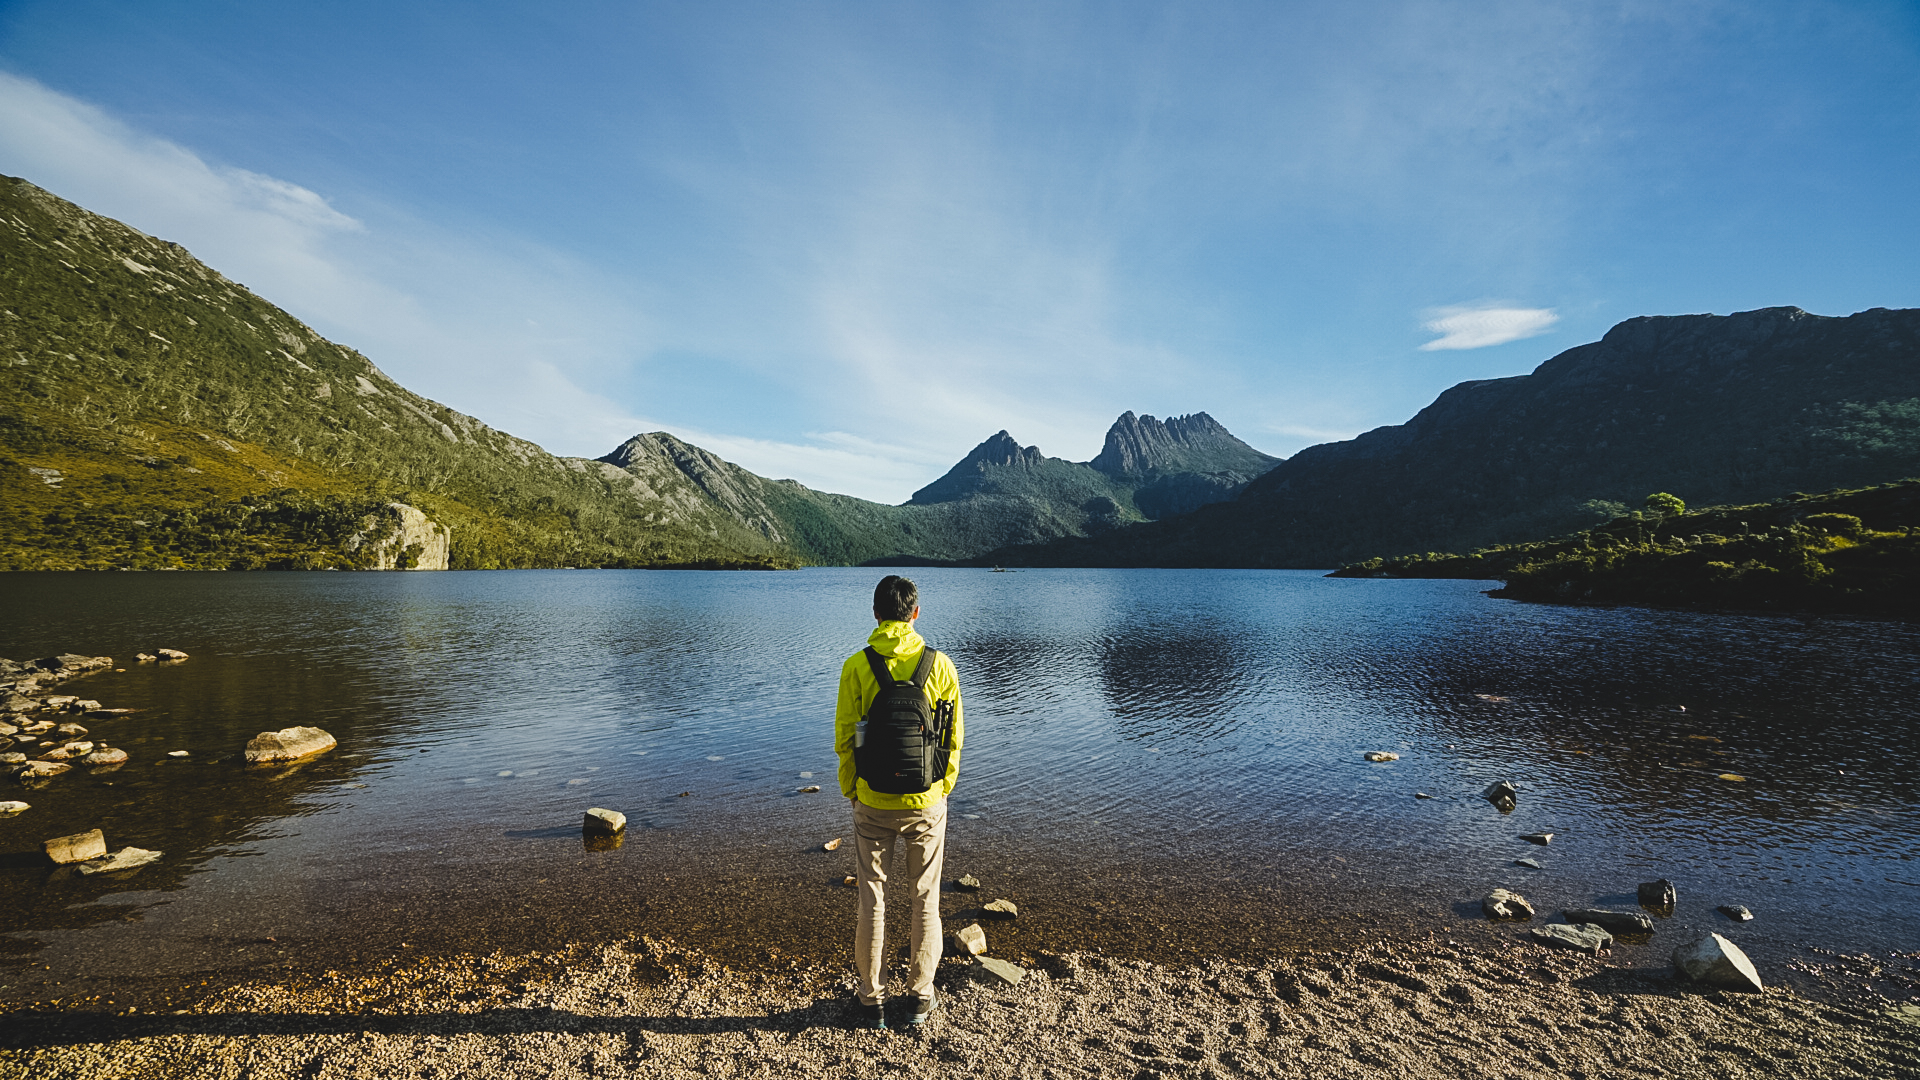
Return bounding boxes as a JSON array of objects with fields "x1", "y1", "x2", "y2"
[{"x1": 0, "y1": 568, "x2": 1915, "y2": 1003}]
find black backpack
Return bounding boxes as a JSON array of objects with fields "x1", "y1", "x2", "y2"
[{"x1": 853, "y1": 646, "x2": 955, "y2": 795}]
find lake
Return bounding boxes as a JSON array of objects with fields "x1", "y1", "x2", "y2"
[{"x1": 1, "y1": 568, "x2": 1916, "y2": 1005}]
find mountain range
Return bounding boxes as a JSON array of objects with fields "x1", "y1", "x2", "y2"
[
  {"x1": 0, "y1": 176, "x2": 1274, "y2": 570},
  {"x1": 3, "y1": 174, "x2": 1916, "y2": 573}
]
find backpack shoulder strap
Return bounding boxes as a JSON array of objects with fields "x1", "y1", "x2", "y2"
[
  {"x1": 908, "y1": 647, "x2": 937, "y2": 688},
  {"x1": 863, "y1": 647, "x2": 898, "y2": 687}
]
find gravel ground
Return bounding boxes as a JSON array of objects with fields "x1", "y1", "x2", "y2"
[{"x1": 4, "y1": 934, "x2": 1918, "y2": 1079}]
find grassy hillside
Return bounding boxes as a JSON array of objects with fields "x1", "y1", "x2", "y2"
[
  {"x1": 984, "y1": 306, "x2": 1920, "y2": 569},
  {"x1": 1331, "y1": 481, "x2": 1920, "y2": 617},
  {"x1": 0, "y1": 175, "x2": 792, "y2": 570}
]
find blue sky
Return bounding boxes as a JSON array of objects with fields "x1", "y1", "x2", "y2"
[{"x1": 3, "y1": 1, "x2": 1917, "y2": 501}]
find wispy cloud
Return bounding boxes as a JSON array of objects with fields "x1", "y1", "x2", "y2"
[{"x1": 1418, "y1": 305, "x2": 1559, "y2": 351}]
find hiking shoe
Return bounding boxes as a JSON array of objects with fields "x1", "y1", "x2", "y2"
[
  {"x1": 857, "y1": 1002, "x2": 887, "y2": 1030},
  {"x1": 906, "y1": 991, "x2": 938, "y2": 1027}
]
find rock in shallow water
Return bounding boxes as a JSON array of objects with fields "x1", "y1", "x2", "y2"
[
  {"x1": 583, "y1": 807, "x2": 627, "y2": 835},
  {"x1": 45, "y1": 828, "x2": 107, "y2": 864},
  {"x1": 244, "y1": 727, "x2": 337, "y2": 763},
  {"x1": 1718, "y1": 905, "x2": 1754, "y2": 922},
  {"x1": 1521, "y1": 833, "x2": 1553, "y2": 845},
  {"x1": 14, "y1": 760, "x2": 70, "y2": 781},
  {"x1": 1363, "y1": 751, "x2": 1399, "y2": 762},
  {"x1": 80, "y1": 747, "x2": 128, "y2": 767},
  {"x1": 1638, "y1": 878, "x2": 1678, "y2": 910},
  {"x1": 1564, "y1": 908, "x2": 1654, "y2": 934},
  {"x1": 1483, "y1": 888, "x2": 1535, "y2": 920},
  {"x1": 0, "y1": 800, "x2": 26, "y2": 814},
  {"x1": 1673, "y1": 933, "x2": 1764, "y2": 991},
  {"x1": 1531, "y1": 923, "x2": 1614, "y2": 954},
  {"x1": 1484, "y1": 781, "x2": 1518, "y2": 810},
  {"x1": 76, "y1": 847, "x2": 162, "y2": 875}
]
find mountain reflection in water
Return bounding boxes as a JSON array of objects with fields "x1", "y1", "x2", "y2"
[{"x1": 0, "y1": 568, "x2": 1914, "y2": 1005}]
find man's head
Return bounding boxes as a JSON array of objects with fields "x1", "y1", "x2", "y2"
[{"x1": 873, "y1": 575, "x2": 919, "y2": 623}]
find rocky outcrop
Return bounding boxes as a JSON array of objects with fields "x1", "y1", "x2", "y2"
[{"x1": 345, "y1": 503, "x2": 451, "y2": 570}]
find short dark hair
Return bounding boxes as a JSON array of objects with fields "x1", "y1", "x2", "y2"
[{"x1": 873, "y1": 575, "x2": 918, "y2": 621}]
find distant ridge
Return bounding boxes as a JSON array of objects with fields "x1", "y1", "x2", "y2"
[{"x1": 985, "y1": 306, "x2": 1920, "y2": 568}]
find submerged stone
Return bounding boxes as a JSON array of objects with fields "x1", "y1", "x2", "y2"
[{"x1": 76, "y1": 847, "x2": 162, "y2": 875}]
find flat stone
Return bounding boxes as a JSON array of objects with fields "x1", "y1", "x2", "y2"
[
  {"x1": 0, "y1": 753, "x2": 24, "y2": 765},
  {"x1": 955, "y1": 922, "x2": 988, "y2": 956},
  {"x1": 973, "y1": 955, "x2": 1026, "y2": 986},
  {"x1": 1531, "y1": 923, "x2": 1614, "y2": 954},
  {"x1": 85, "y1": 708, "x2": 135, "y2": 717},
  {"x1": 14, "y1": 760, "x2": 70, "y2": 781},
  {"x1": 0, "y1": 800, "x2": 27, "y2": 814},
  {"x1": 244, "y1": 726, "x2": 337, "y2": 763},
  {"x1": 45, "y1": 828, "x2": 107, "y2": 864},
  {"x1": 797, "y1": 785, "x2": 821, "y2": 793},
  {"x1": 1414, "y1": 792, "x2": 1434, "y2": 799},
  {"x1": 157, "y1": 649, "x2": 189, "y2": 661},
  {"x1": 1564, "y1": 908, "x2": 1654, "y2": 934},
  {"x1": 1515, "y1": 857, "x2": 1543, "y2": 868},
  {"x1": 1363, "y1": 751, "x2": 1399, "y2": 762},
  {"x1": 582, "y1": 807, "x2": 627, "y2": 834},
  {"x1": 955, "y1": 874, "x2": 982, "y2": 892},
  {"x1": 71, "y1": 701, "x2": 100, "y2": 713},
  {"x1": 1483, "y1": 888, "x2": 1535, "y2": 920},
  {"x1": 135, "y1": 653, "x2": 156, "y2": 663},
  {"x1": 1673, "y1": 933, "x2": 1763, "y2": 992},
  {"x1": 1717, "y1": 905, "x2": 1754, "y2": 922},
  {"x1": 984, "y1": 899, "x2": 1019, "y2": 919},
  {"x1": 1638, "y1": 879, "x2": 1678, "y2": 910},
  {"x1": 36, "y1": 744, "x2": 86, "y2": 762},
  {"x1": 0, "y1": 721, "x2": 16, "y2": 734},
  {"x1": 167, "y1": 750, "x2": 189, "y2": 758},
  {"x1": 1521, "y1": 833, "x2": 1553, "y2": 845},
  {"x1": 55, "y1": 725, "x2": 91, "y2": 740},
  {"x1": 40, "y1": 696, "x2": 77, "y2": 710},
  {"x1": 80, "y1": 747, "x2": 128, "y2": 767},
  {"x1": 1484, "y1": 781, "x2": 1517, "y2": 809},
  {"x1": 75, "y1": 847, "x2": 162, "y2": 875}
]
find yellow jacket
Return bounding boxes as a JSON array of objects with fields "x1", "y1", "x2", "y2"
[{"x1": 835, "y1": 621, "x2": 963, "y2": 809}]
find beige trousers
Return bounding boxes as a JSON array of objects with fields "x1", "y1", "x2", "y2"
[{"x1": 851, "y1": 796, "x2": 948, "y2": 1005}]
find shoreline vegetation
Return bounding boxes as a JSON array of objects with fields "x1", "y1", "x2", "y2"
[
  {"x1": 3, "y1": 934, "x2": 1917, "y2": 1079},
  {"x1": 1330, "y1": 480, "x2": 1920, "y2": 619}
]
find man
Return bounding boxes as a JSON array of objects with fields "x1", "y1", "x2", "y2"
[{"x1": 835, "y1": 574, "x2": 964, "y2": 1031}]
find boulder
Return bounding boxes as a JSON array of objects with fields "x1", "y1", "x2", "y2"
[
  {"x1": 157, "y1": 649, "x2": 189, "y2": 661},
  {"x1": 955, "y1": 874, "x2": 982, "y2": 892},
  {"x1": 1363, "y1": 751, "x2": 1400, "y2": 762},
  {"x1": 1717, "y1": 905, "x2": 1754, "y2": 922},
  {"x1": 955, "y1": 922, "x2": 988, "y2": 956},
  {"x1": 1672, "y1": 933, "x2": 1763, "y2": 992},
  {"x1": 1638, "y1": 879, "x2": 1678, "y2": 910},
  {"x1": 583, "y1": 808, "x2": 627, "y2": 835},
  {"x1": 1482, "y1": 888, "x2": 1535, "y2": 920},
  {"x1": 45, "y1": 828, "x2": 107, "y2": 864},
  {"x1": 244, "y1": 727, "x2": 337, "y2": 763},
  {"x1": 1564, "y1": 908, "x2": 1654, "y2": 934},
  {"x1": 1531, "y1": 923, "x2": 1614, "y2": 954},
  {"x1": 75, "y1": 847, "x2": 162, "y2": 875},
  {"x1": 1484, "y1": 781, "x2": 1517, "y2": 810},
  {"x1": 53, "y1": 723, "x2": 88, "y2": 739},
  {"x1": 0, "y1": 800, "x2": 27, "y2": 814},
  {"x1": 984, "y1": 899, "x2": 1019, "y2": 919},
  {"x1": 81, "y1": 748, "x2": 129, "y2": 767},
  {"x1": 973, "y1": 955, "x2": 1026, "y2": 987}
]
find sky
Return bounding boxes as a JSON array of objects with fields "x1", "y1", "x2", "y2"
[{"x1": 1, "y1": 1, "x2": 1916, "y2": 502}]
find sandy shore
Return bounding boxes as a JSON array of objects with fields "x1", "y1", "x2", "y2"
[{"x1": 4, "y1": 934, "x2": 1917, "y2": 1079}]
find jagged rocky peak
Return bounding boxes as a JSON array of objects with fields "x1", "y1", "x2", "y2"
[
  {"x1": 907, "y1": 431, "x2": 1051, "y2": 505},
  {"x1": 1090, "y1": 411, "x2": 1278, "y2": 478}
]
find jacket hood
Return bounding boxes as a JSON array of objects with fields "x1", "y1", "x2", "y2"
[{"x1": 867, "y1": 620, "x2": 925, "y2": 658}]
